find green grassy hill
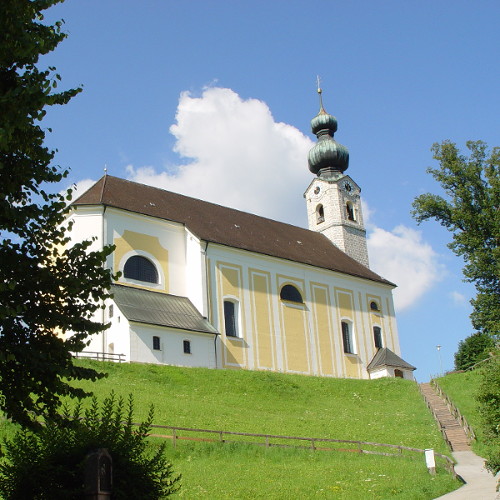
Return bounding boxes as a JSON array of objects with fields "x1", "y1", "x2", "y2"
[{"x1": 2, "y1": 361, "x2": 461, "y2": 498}]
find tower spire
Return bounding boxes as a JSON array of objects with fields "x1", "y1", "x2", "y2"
[{"x1": 307, "y1": 82, "x2": 349, "y2": 180}]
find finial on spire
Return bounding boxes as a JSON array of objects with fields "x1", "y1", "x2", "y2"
[
  {"x1": 316, "y1": 75, "x2": 324, "y2": 111},
  {"x1": 104, "y1": 164, "x2": 108, "y2": 176}
]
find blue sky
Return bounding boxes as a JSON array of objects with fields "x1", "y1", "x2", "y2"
[{"x1": 41, "y1": 0, "x2": 499, "y2": 381}]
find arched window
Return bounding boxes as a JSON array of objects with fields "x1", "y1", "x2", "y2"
[
  {"x1": 183, "y1": 340, "x2": 191, "y2": 354},
  {"x1": 394, "y1": 369, "x2": 404, "y2": 378},
  {"x1": 341, "y1": 321, "x2": 354, "y2": 354},
  {"x1": 280, "y1": 284, "x2": 303, "y2": 303},
  {"x1": 346, "y1": 201, "x2": 355, "y2": 221},
  {"x1": 224, "y1": 300, "x2": 238, "y2": 337},
  {"x1": 152, "y1": 336, "x2": 160, "y2": 350},
  {"x1": 370, "y1": 301, "x2": 379, "y2": 312},
  {"x1": 373, "y1": 326, "x2": 383, "y2": 349},
  {"x1": 316, "y1": 204, "x2": 325, "y2": 224},
  {"x1": 124, "y1": 255, "x2": 158, "y2": 284}
]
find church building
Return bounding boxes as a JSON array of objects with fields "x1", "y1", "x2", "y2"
[{"x1": 68, "y1": 91, "x2": 415, "y2": 380}]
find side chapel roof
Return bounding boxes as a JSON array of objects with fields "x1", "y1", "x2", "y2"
[
  {"x1": 367, "y1": 348, "x2": 416, "y2": 372},
  {"x1": 111, "y1": 284, "x2": 218, "y2": 334},
  {"x1": 73, "y1": 175, "x2": 394, "y2": 286}
]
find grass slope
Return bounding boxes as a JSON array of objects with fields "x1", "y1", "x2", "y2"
[
  {"x1": 1, "y1": 361, "x2": 460, "y2": 498},
  {"x1": 61, "y1": 361, "x2": 459, "y2": 498},
  {"x1": 71, "y1": 361, "x2": 448, "y2": 451}
]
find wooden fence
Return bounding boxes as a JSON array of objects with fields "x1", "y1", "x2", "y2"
[{"x1": 141, "y1": 423, "x2": 456, "y2": 476}]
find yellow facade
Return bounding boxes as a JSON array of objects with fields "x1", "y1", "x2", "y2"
[{"x1": 113, "y1": 230, "x2": 169, "y2": 292}]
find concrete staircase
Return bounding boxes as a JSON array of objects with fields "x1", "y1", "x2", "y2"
[{"x1": 420, "y1": 383, "x2": 471, "y2": 452}]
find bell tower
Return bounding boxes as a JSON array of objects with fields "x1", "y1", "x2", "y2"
[{"x1": 304, "y1": 84, "x2": 369, "y2": 268}]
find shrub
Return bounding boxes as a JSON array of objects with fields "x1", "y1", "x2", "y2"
[
  {"x1": 454, "y1": 332, "x2": 495, "y2": 371},
  {"x1": 476, "y1": 352, "x2": 500, "y2": 476},
  {"x1": 0, "y1": 393, "x2": 180, "y2": 499}
]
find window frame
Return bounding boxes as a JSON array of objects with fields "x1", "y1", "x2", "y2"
[
  {"x1": 341, "y1": 320, "x2": 355, "y2": 354},
  {"x1": 152, "y1": 335, "x2": 161, "y2": 351},
  {"x1": 123, "y1": 255, "x2": 159, "y2": 284},
  {"x1": 373, "y1": 326, "x2": 383, "y2": 349},
  {"x1": 223, "y1": 299, "x2": 239, "y2": 338},
  {"x1": 183, "y1": 340, "x2": 191, "y2": 354},
  {"x1": 280, "y1": 284, "x2": 304, "y2": 304}
]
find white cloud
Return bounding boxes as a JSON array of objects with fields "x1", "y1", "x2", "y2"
[
  {"x1": 127, "y1": 87, "x2": 313, "y2": 226},
  {"x1": 368, "y1": 225, "x2": 443, "y2": 311}
]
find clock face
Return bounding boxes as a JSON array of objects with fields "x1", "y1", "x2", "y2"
[{"x1": 343, "y1": 180, "x2": 353, "y2": 193}]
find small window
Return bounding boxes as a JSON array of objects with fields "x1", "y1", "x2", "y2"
[
  {"x1": 280, "y1": 284, "x2": 303, "y2": 303},
  {"x1": 152, "y1": 336, "x2": 160, "y2": 350},
  {"x1": 341, "y1": 321, "x2": 354, "y2": 354},
  {"x1": 370, "y1": 301, "x2": 379, "y2": 311},
  {"x1": 346, "y1": 202, "x2": 355, "y2": 221},
  {"x1": 224, "y1": 300, "x2": 238, "y2": 337},
  {"x1": 373, "y1": 326, "x2": 383, "y2": 349},
  {"x1": 183, "y1": 340, "x2": 191, "y2": 354},
  {"x1": 316, "y1": 204, "x2": 325, "y2": 224},
  {"x1": 394, "y1": 369, "x2": 404, "y2": 378},
  {"x1": 124, "y1": 255, "x2": 159, "y2": 284},
  {"x1": 109, "y1": 304, "x2": 114, "y2": 318}
]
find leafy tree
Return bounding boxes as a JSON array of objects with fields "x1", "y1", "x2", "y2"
[
  {"x1": 0, "y1": 393, "x2": 181, "y2": 499},
  {"x1": 476, "y1": 352, "x2": 500, "y2": 476},
  {"x1": 0, "y1": 0, "x2": 115, "y2": 426},
  {"x1": 454, "y1": 331, "x2": 495, "y2": 371},
  {"x1": 412, "y1": 140, "x2": 499, "y2": 338}
]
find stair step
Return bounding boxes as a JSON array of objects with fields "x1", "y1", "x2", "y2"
[{"x1": 420, "y1": 383, "x2": 471, "y2": 452}]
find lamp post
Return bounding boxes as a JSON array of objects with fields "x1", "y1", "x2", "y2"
[{"x1": 436, "y1": 345, "x2": 443, "y2": 376}]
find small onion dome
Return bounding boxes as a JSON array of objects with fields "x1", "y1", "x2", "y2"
[
  {"x1": 311, "y1": 108, "x2": 337, "y2": 136},
  {"x1": 308, "y1": 135, "x2": 349, "y2": 175}
]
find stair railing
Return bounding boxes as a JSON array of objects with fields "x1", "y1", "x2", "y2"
[{"x1": 430, "y1": 380, "x2": 476, "y2": 442}]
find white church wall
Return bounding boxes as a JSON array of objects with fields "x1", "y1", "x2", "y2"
[
  {"x1": 67, "y1": 206, "x2": 104, "y2": 251},
  {"x1": 129, "y1": 323, "x2": 216, "y2": 368}
]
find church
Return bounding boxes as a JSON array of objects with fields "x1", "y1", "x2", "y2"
[{"x1": 68, "y1": 91, "x2": 415, "y2": 380}]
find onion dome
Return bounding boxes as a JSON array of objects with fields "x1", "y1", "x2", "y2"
[{"x1": 308, "y1": 87, "x2": 349, "y2": 177}]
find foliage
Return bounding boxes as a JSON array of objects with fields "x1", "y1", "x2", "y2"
[
  {"x1": 454, "y1": 331, "x2": 496, "y2": 371},
  {"x1": 412, "y1": 140, "x2": 500, "y2": 338},
  {"x1": 0, "y1": 0, "x2": 115, "y2": 426},
  {"x1": 0, "y1": 393, "x2": 181, "y2": 499},
  {"x1": 476, "y1": 352, "x2": 500, "y2": 475}
]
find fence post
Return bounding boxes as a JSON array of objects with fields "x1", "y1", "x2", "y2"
[
  {"x1": 172, "y1": 429, "x2": 177, "y2": 449},
  {"x1": 311, "y1": 439, "x2": 315, "y2": 451}
]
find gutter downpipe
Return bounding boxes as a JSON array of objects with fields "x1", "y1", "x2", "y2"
[{"x1": 99, "y1": 174, "x2": 108, "y2": 355}]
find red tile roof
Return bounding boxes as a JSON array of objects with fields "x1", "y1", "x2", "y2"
[{"x1": 72, "y1": 176, "x2": 395, "y2": 286}]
